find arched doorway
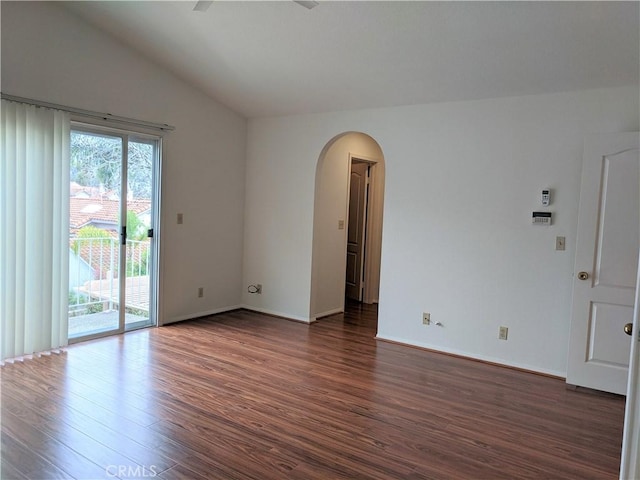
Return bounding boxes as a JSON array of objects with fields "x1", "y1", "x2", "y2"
[{"x1": 310, "y1": 132, "x2": 385, "y2": 321}]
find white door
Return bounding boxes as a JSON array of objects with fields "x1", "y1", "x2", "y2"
[
  {"x1": 345, "y1": 162, "x2": 369, "y2": 301},
  {"x1": 567, "y1": 132, "x2": 639, "y2": 395}
]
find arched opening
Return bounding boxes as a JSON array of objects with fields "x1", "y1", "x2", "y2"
[{"x1": 310, "y1": 132, "x2": 385, "y2": 326}]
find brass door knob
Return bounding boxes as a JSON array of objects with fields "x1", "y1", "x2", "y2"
[
  {"x1": 578, "y1": 271, "x2": 590, "y2": 280},
  {"x1": 624, "y1": 323, "x2": 633, "y2": 336}
]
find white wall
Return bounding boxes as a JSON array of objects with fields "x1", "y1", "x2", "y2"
[
  {"x1": 3, "y1": 2, "x2": 638, "y2": 376},
  {"x1": 1, "y1": 1, "x2": 247, "y2": 324},
  {"x1": 244, "y1": 86, "x2": 639, "y2": 375},
  {"x1": 310, "y1": 132, "x2": 383, "y2": 318}
]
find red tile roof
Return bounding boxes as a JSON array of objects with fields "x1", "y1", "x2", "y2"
[{"x1": 70, "y1": 197, "x2": 151, "y2": 234}]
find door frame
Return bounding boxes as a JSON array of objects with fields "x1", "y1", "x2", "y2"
[
  {"x1": 68, "y1": 122, "x2": 162, "y2": 343},
  {"x1": 309, "y1": 132, "x2": 386, "y2": 320},
  {"x1": 347, "y1": 153, "x2": 383, "y2": 305}
]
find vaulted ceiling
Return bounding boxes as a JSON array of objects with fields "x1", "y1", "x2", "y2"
[{"x1": 63, "y1": 1, "x2": 639, "y2": 118}]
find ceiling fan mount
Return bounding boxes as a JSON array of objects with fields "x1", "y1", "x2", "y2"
[
  {"x1": 193, "y1": 1, "x2": 213, "y2": 12},
  {"x1": 193, "y1": 1, "x2": 319, "y2": 13}
]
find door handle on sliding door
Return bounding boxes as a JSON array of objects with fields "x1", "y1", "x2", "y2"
[{"x1": 120, "y1": 226, "x2": 127, "y2": 245}]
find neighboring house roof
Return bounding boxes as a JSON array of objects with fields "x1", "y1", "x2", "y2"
[{"x1": 70, "y1": 197, "x2": 151, "y2": 235}]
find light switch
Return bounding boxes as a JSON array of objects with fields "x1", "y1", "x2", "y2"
[
  {"x1": 177, "y1": 213, "x2": 183, "y2": 224},
  {"x1": 556, "y1": 236, "x2": 566, "y2": 251},
  {"x1": 338, "y1": 220, "x2": 345, "y2": 230}
]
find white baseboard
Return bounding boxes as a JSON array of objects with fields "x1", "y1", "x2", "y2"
[
  {"x1": 162, "y1": 305, "x2": 243, "y2": 325},
  {"x1": 376, "y1": 334, "x2": 565, "y2": 378},
  {"x1": 240, "y1": 305, "x2": 314, "y2": 324},
  {"x1": 313, "y1": 307, "x2": 344, "y2": 320}
]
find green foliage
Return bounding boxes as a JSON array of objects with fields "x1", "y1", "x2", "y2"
[
  {"x1": 70, "y1": 131, "x2": 153, "y2": 199},
  {"x1": 125, "y1": 306, "x2": 148, "y2": 318},
  {"x1": 126, "y1": 210, "x2": 147, "y2": 241},
  {"x1": 72, "y1": 226, "x2": 112, "y2": 254},
  {"x1": 126, "y1": 252, "x2": 148, "y2": 277},
  {"x1": 70, "y1": 132, "x2": 122, "y2": 193},
  {"x1": 68, "y1": 291, "x2": 104, "y2": 315},
  {"x1": 72, "y1": 217, "x2": 149, "y2": 277},
  {"x1": 125, "y1": 210, "x2": 150, "y2": 275}
]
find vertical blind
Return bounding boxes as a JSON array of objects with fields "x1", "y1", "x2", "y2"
[{"x1": 1, "y1": 100, "x2": 70, "y2": 362}]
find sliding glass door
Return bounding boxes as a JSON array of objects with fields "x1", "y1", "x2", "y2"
[
  {"x1": 124, "y1": 137, "x2": 158, "y2": 331},
  {"x1": 68, "y1": 125, "x2": 160, "y2": 341}
]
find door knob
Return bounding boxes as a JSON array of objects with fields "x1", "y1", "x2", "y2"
[
  {"x1": 624, "y1": 323, "x2": 633, "y2": 336},
  {"x1": 577, "y1": 271, "x2": 589, "y2": 280}
]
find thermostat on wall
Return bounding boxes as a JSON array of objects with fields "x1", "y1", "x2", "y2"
[
  {"x1": 542, "y1": 189, "x2": 551, "y2": 206},
  {"x1": 532, "y1": 211, "x2": 552, "y2": 225}
]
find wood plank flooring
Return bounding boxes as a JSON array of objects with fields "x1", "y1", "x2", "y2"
[{"x1": 1, "y1": 304, "x2": 625, "y2": 479}]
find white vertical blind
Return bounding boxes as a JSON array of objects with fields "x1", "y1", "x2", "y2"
[{"x1": 1, "y1": 100, "x2": 70, "y2": 362}]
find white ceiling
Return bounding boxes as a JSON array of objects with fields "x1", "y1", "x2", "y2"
[{"x1": 63, "y1": 1, "x2": 639, "y2": 118}]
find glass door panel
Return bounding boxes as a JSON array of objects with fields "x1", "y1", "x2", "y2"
[
  {"x1": 68, "y1": 130, "x2": 123, "y2": 339},
  {"x1": 124, "y1": 138, "x2": 156, "y2": 331}
]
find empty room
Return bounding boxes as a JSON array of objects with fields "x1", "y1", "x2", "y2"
[{"x1": 1, "y1": 1, "x2": 640, "y2": 479}]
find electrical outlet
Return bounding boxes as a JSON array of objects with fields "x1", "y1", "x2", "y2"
[
  {"x1": 177, "y1": 213, "x2": 184, "y2": 224},
  {"x1": 423, "y1": 312, "x2": 431, "y2": 325},
  {"x1": 198, "y1": 287, "x2": 204, "y2": 298},
  {"x1": 256, "y1": 284, "x2": 262, "y2": 294},
  {"x1": 499, "y1": 326, "x2": 508, "y2": 340},
  {"x1": 338, "y1": 220, "x2": 345, "y2": 230},
  {"x1": 556, "y1": 236, "x2": 566, "y2": 251}
]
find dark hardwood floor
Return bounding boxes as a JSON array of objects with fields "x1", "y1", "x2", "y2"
[{"x1": 1, "y1": 304, "x2": 625, "y2": 479}]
